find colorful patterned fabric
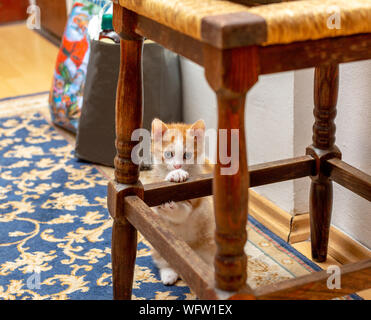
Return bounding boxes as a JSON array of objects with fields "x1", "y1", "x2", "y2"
[
  {"x1": 49, "y1": 3, "x2": 96, "y2": 133},
  {"x1": 76, "y1": 0, "x2": 109, "y2": 9},
  {"x1": 0, "y1": 111, "x2": 362, "y2": 300}
]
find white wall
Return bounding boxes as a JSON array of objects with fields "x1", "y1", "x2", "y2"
[
  {"x1": 180, "y1": 57, "x2": 371, "y2": 249},
  {"x1": 66, "y1": 0, "x2": 73, "y2": 15}
]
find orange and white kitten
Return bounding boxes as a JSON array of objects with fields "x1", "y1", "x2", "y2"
[{"x1": 150, "y1": 118, "x2": 215, "y2": 285}]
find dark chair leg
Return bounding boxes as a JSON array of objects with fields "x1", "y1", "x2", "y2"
[
  {"x1": 111, "y1": 216, "x2": 137, "y2": 299},
  {"x1": 204, "y1": 45, "x2": 259, "y2": 291},
  {"x1": 107, "y1": 4, "x2": 144, "y2": 300},
  {"x1": 307, "y1": 64, "x2": 341, "y2": 262}
]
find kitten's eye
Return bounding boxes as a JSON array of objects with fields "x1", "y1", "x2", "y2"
[
  {"x1": 183, "y1": 152, "x2": 192, "y2": 160},
  {"x1": 164, "y1": 151, "x2": 174, "y2": 159}
]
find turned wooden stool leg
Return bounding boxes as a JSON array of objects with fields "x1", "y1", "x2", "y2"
[
  {"x1": 107, "y1": 5, "x2": 144, "y2": 300},
  {"x1": 204, "y1": 45, "x2": 259, "y2": 291},
  {"x1": 306, "y1": 64, "x2": 341, "y2": 262},
  {"x1": 214, "y1": 93, "x2": 249, "y2": 291}
]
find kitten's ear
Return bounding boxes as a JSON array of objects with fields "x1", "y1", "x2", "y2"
[
  {"x1": 152, "y1": 118, "x2": 168, "y2": 141},
  {"x1": 190, "y1": 119, "x2": 205, "y2": 138}
]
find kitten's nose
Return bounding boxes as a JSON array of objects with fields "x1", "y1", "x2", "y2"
[{"x1": 173, "y1": 164, "x2": 182, "y2": 169}]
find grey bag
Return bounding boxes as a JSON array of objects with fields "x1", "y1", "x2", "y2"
[{"x1": 75, "y1": 40, "x2": 183, "y2": 167}]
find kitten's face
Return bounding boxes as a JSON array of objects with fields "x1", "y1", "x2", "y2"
[{"x1": 151, "y1": 119, "x2": 205, "y2": 171}]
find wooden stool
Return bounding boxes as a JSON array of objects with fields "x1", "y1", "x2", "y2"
[{"x1": 108, "y1": 0, "x2": 371, "y2": 300}]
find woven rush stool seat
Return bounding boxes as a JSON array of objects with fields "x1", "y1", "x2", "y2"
[
  {"x1": 119, "y1": 0, "x2": 371, "y2": 47},
  {"x1": 108, "y1": 0, "x2": 371, "y2": 300}
]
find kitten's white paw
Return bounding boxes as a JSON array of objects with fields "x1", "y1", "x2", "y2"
[
  {"x1": 165, "y1": 169, "x2": 189, "y2": 183},
  {"x1": 162, "y1": 201, "x2": 176, "y2": 209},
  {"x1": 160, "y1": 268, "x2": 178, "y2": 285}
]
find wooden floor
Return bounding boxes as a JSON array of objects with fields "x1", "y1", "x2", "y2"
[
  {"x1": 0, "y1": 23, "x2": 58, "y2": 99},
  {"x1": 0, "y1": 22, "x2": 370, "y2": 300}
]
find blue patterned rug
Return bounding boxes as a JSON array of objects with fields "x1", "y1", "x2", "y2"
[{"x1": 0, "y1": 113, "x2": 361, "y2": 300}]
